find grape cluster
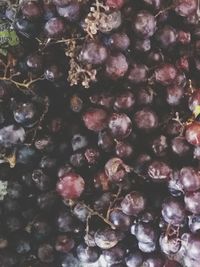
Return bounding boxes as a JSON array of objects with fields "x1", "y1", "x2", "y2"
[{"x1": 0, "y1": 0, "x2": 200, "y2": 266}]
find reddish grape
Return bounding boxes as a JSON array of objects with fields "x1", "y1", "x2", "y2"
[
  {"x1": 105, "y1": 53, "x2": 128, "y2": 79},
  {"x1": 185, "y1": 191, "x2": 200, "y2": 214},
  {"x1": 83, "y1": 108, "x2": 108, "y2": 132},
  {"x1": 185, "y1": 122, "x2": 200, "y2": 146},
  {"x1": 108, "y1": 113, "x2": 132, "y2": 140},
  {"x1": 148, "y1": 161, "x2": 172, "y2": 181},
  {"x1": 133, "y1": 11, "x2": 156, "y2": 38},
  {"x1": 179, "y1": 167, "x2": 200, "y2": 192},
  {"x1": 133, "y1": 108, "x2": 158, "y2": 132},
  {"x1": 56, "y1": 172, "x2": 85, "y2": 200},
  {"x1": 155, "y1": 64, "x2": 177, "y2": 86}
]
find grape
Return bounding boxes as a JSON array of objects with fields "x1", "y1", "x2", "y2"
[
  {"x1": 133, "y1": 108, "x2": 158, "y2": 131},
  {"x1": 186, "y1": 234, "x2": 200, "y2": 260},
  {"x1": 26, "y1": 53, "x2": 44, "y2": 73},
  {"x1": 108, "y1": 32, "x2": 130, "y2": 51},
  {"x1": 56, "y1": 172, "x2": 85, "y2": 200},
  {"x1": 185, "y1": 122, "x2": 200, "y2": 146},
  {"x1": 98, "y1": 130, "x2": 115, "y2": 152},
  {"x1": 171, "y1": 136, "x2": 192, "y2": 157},
  {"x1": 177, "y1": 30, "x2": 191, "y2": 44},
  {"x1": 115, "y1": 141, "x2": 134, "y2": 159},
  {"x1": 105, "y1": 157, "x2": 132, "y2": 182},
  {"x1": 114, "y1": 91, "x2": 135, "y2": 111},
  {"x1": 125, "y1": 251, "x2": 144, "y2": 267},
  {"x1": 143, "y1": 254, "x2": 164, "y2": 267},
  {"x1": 131, "y1": 222, "x2": 157, "y2": 244},
  {"x1": 84, "y1": 147, "x2": 100, "y2": 165},
  {"x1": 121, "y1": 191, "x2": 146, "y2": 216},
  {"x1": 52, "y1": 0, "x2": 72, "y2": 6},
  {"x1": 56, "y1": 2, "x2": 80, "y2": 21},
  {"x1": 94, "y1": 228, "x2": 122, "y2": 249},
  {"x1": 179, "y1": 167, "x2": 200, "y2": 192},
  {"x1": 108, "y1": 113, "x2": 132, "y2": 140},
  {"x1": 106, "y1": 0, "x2": 125, "y2": 9},
  {"x1": 128, "y1": 63, "x2": 148, "y2": 84},
  {"x1": 0, "y1": 125, "x2": 25, "y2": 147},
  {"x1": 83, "y1": 108, "x2": 108, "y2": 132},
  {"x1": 37, "y1": 244, "x2": 54, "y2": 263},
  {"x1": 76, "y1": 243, "x2": 100, "y2": 263},
  {"x1": 148, "y1": 161, "x2": 172, "y2": 181},
  {"x1": 57, "y1": 211, "x2": 82, "y2": 233},
  {"x1": 188, "y1": 215, "x2": 200, "y2": 233},
  {"x1": 166, "y1": 85, "x2": 184, "y2": 106},
  {"x1": 102, "y1": 244, "x2": 125, "y2": 264},
  {"x1": 188, "y1": 90, "x2": 200, "y2": 112},
  {"x1": 155, "y1": 64, "x2": 177, "y2": 86},
  {"x1": 80, "y1": 41, "x2": 108, "y2": 65},
  {"x1": 105, "y1": 53, "x2": 129, "y2": 79},
  {"x1": 174, "y1": 0, "x2": 197, "y2": 17},
  {"x1": 151, "y1": 135, "x2": 168, "y2": 157},
  {"x1": 44, "y1": 17, "x2": 65, "y2": 38},
  {"x1": 109, "y1": 209, "x2": 131, "y2": 230},
  {"x1": 55, "y1": 234, "x2": 75, "y2": 253},
  {"x1": 159, "y1": 234, "x2": 181, "y2": 255},
  {"x1": 156, "y1": 26, "x2": 177, "y2": 48},
  {"x1": 136, "y1": 88, "x2": 154, "y2": 106},
  {"x1": 71, "y1": 134, "x2": 88, "y2": 152},
  {"x1": 184, "y1": 191, "x2": 200, "y2": 214},
  {"x1": 13, "y1": 102, "x2": 40, "y2": 127},
  {"x1": 138, "y1": 240, "x2": 156, "y2": 253},
  {"x1": 21, "y1": 1, "x2": 43, "y2": 20},
  {"x1": 162, "y1": 197, "x2": 186, "y2": 225},
  {"x1": 133, "y1": 11, "x2": 156, "y2": 38}
]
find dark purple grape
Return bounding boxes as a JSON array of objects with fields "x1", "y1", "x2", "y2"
[
  {"x1": 133, "y1": 108, "x2": 158, "y2": 132},
  {"x1": 106, "y1": 0, "x2": 125, "y2": 9},
  {"x1": 44, "y1": 17, "x2": 65, "y2": 38},
  {"x1": 73, "y1": 203, "x2": 90, "y2": 222},
  {"x1": 56, "y1": 2, "x2": 80, "y2": 21},
  {"x1": 136, "y1": 88, "x2": 154, "y2": 106},
  {"x1": 76, "y1": 243, "x2": 100, "y2": 263},
  {"x1": 143, "y1": 0, "x2": 162, "y2": 9},
  {"x1": 71, "y1": 134, "x2": 88, "y2": 152},
  {"x1": 133, "y1": 10, "x2": 156, "y2": 38},
  {"x1": 151, "y1": 135, "x2": 168, "y2": 157},
  {"x1": 80, "y1": 41, "x2": 108, "y2": 65},
  {"x1": 134, "y1": 38, "x2": 151, "y2": 53},
  {"x1": 188, "y1": 215, "x2": 200, "y2": 233},
  {"x1": 57, "y1": 211, "x2": 81, "y2": 233},
  {"x1": 44, "y1": 65, "x2": 63, "y2": 81},
  {"x1": 105, "y1": 53, "x2": 128, "y2": 79},
  {"x1": 55, "y1": 234, "x2": 75, "y2": 253},
  {"x1": 147, "y1": 50, "x2": 164, "y2": 66},
  {"x1": 156, "y1": 26, "x2": 177, "y2": 48},
  {"x1": 138, "y1": 241, "x2": 156, "y2": 253},
  {"x1": 108, "y1": 32, "x2": 130, "y2": 51},
  {"x1": 184, "y1": 191, "x2": 200, "y2": 214},
  {"x1": 26, "y1": 53, "x2": 44, "y2": 73},
  {"x1": 131, "y1": 222, "x2": 157, "y2": 244},
  {"x1": 32, "y1": 169, "x2": 51, "y2": 191},
  {"x1": 121, "y1": 191, "x2": 146, "y2": 216},
  {"x1": 115, "y1": 141, "x2": 134, "y2": 159},
  {"x1": 102, "y1": 244, "x2": 125, "y2": 264},
  {"x1": 105, "y1": 157, "x2": 132, "y2": 182},
  {"x1": 108, "y1": 113, "x2": 132, "y2": 140},
  {"x1": 52, "y1": 0, "x2": 72, "y2": 6},
  {"x1": 194, "y1": 146, "x2": 200, "y2": 160},
  {"x1": 90, "y1": 91, "x2": 114, "y2": 109},
  {"x1": 143, "y1": 254, "x2": 164, "y2": 267},
  {"x1": 37, "y1": 243, "x2": 54, "y2": 263},
  {"x1": 174, "y1": 0, "x2": 197, "y2": 16},
  {"x1": 114, "y1": 91, "x2": 135, "y2": 111},
  {"x1": 128, "y1": 63, "x2": 148, "y2": 84},
  {"x1": 21, "y1": 1, "x2": 43, "y2": 20},
  {"x1": 166, "y1": 85, "x2": 184, "y2": 106},
  {"x1": 94, "y1": 228, "x2": 122, "y2": 249},
  {"x1": 125, "y1": 251, "x2": 144, "y2": 267},
  {"x1": 13, "y1": 102, "x2": 40, "y2": 127},
  {"x1": 179, "y1": 167, "x2": 200, "y2": 192},
  {"x1": 109, "y1": 209, "x2": 131, "y2": 230},
  {"x1": 166, "y1": 120, "x2": 182, "y2": 137},
  {"x1": 159, "y1": 234, "x2": 181, "y2": 256},
  {"x1": 171, "y1": 137, "x2": 192, "y2": 157},
  {"x1": 148, "y1": 161, "x2": 172, "y2": 181},
  {"x1": 94, "y1": 192, "x2": 112, "y2": 212},
  {"x1": 84, "y1": 147, "x2": 100, "y2": 165},
  {"x1": 155, "y1": 64, "x2": 177, "y2": 86},
  {"x1": 56, "y1": 172, "x2": 85, "y2": 200},
  {"x1": 83, "y1": 108, "x2": 108, "y2": 132},
  {"x1": 162, "y1": 197, "x2": 186, "y2": 225},
  {"x1": 98, "y1": 130, "x2": 115, "y2": 152}
]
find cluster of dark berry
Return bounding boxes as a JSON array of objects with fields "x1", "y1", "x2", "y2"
[{"x1": 0, "y1": 0, "x2": 200, "y2": 266}]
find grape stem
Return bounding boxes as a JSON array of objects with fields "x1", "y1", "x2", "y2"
[
  {"x1": 106, "y1": 185, "x2": 122, "y2": 220},
  {"x1": 80, "y1": 202, "x2": 116, "y2": 229}
]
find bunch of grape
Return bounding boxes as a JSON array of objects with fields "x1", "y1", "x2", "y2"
[{"x1": 0, "y1": 0, "x2": 200, "y2": 266}]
